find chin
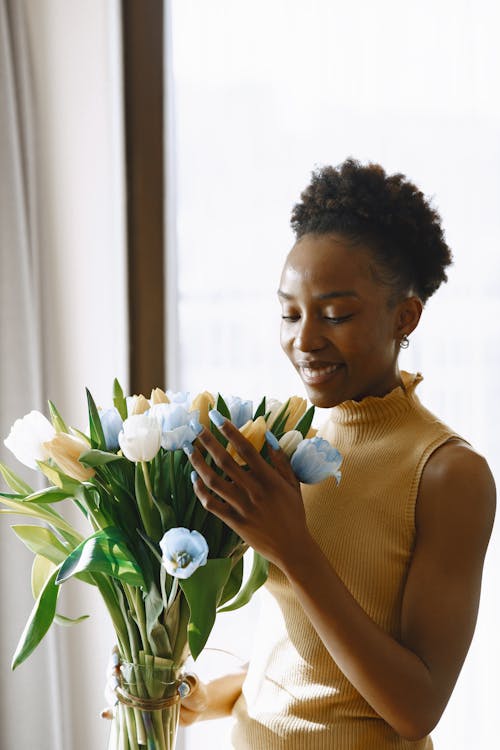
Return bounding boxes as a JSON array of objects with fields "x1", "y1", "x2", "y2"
[{"x1": 304, "y1": 387, "x2": 343, "y2": 409}]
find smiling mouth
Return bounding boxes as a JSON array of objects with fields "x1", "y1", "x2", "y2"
[{"x1": 298, "y1": 363, "x2": 344, "y2": 384}]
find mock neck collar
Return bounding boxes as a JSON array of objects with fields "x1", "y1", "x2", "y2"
[{"x1": 327, "y1": 371, "x2": 423, "y2": 426}]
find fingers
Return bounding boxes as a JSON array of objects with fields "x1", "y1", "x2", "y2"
[
  {"x1": 193, "y1": 426, "x2": 245, "y2": 484},
  {"x1": 265, "y1": 430, "x2": 299, "y2": 488},
  {"x1": 190, "y1": 470, "x2": 243, "y2": 529},
  {"x1": 207, "y1": 410, "x2": 264, "y2": 472},
  {"x1": 180, "y1": 705, "x2": 201, "y2": 726},
  {"x1": 184, "y1": 438, "x2": 245, "y2": 509},
  {"x1": 181, "y1": 676, "x2": 208, "y2": 712},
  {"x1": 179, "y1": 675, "x2": 208, "y2": 725}
]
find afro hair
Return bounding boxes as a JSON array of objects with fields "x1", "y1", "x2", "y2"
[{"x1": 290, "y1": 159, "x2": 452, "y2": 304}]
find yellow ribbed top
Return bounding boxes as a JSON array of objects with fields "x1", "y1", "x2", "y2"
[{"x1": 232, "y1": 372, "x2": 459, "y2": 749}]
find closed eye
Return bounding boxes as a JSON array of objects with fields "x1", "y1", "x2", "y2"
[
  {"x1": 281, "y1": 314, "x2": 353, "y2": 324},
  {"x1": 324, "y1": 314, "x2": 353, "y2": 324}
]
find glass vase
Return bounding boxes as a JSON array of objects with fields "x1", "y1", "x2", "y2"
[{"x1": 107, "y1": 659, "x2": 186, "y2": 750}]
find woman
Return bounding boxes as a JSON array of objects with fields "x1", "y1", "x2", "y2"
[{"x1": 180, "y1": 159, "x2": 496, "y2": 748}]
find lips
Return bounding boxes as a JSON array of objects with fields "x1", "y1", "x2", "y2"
[{"x1": 296, "y1": 361, "x2": 344, "y2": 385}]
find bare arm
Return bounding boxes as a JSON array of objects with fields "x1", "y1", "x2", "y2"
[
  {"x1": 180, "y1": 667, "x2": 247, "y2": 726},
  {"x1": 281, "y1": 442, "x2": 495, "y2": 738},
  {"x1": 188, "y1": 424, "x2": 496, "y2": 739}
]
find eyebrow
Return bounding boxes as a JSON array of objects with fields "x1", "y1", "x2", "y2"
[{"x1": 277, "y1": 290, "x2": 359, "y2": 300}]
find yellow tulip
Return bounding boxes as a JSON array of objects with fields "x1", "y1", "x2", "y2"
[
  {"x1": 191, "y1": 391, "x2": 215, "y2": 429},
  {"x1": 283, "y1": 396, "x2": 308, "y2": 432},
  {"x1": 227, "y1": 416, "x2": 267, "y2": 466},
  {"x1": 150, "y1": 388, "x2": 169, "y2": 405},
  {"x1": 129, "y1": 394, "x2": 150, "y2": 415},
  {"x1": 42, "y1": 433, "x2": 95, "y2": 482}
]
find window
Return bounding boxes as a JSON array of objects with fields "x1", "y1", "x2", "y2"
[{"x1": 169, "y1": 2, "x2": 500, "y2": 747}]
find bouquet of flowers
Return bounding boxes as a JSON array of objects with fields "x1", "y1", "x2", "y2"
[{"x1": 0, "y1": 381, "x2": 342, "y2": 750}]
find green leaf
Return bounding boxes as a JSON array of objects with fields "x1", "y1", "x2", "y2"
[
  {"x1": 12, "y1": 565, "x2": 60, "y2": 669},
  {"x1": 31, "y1": 554, "x2": 56, "y2": 599},
  {"x1": 135, "y1": 463, "x2": 160, "y2": 539},
  {"x1": 253, "y1": 396, "x2": 266, "y2": 420},
  {"x1": 294, "y1": 404, "x2": 316, "y2": 437},
  {"x1": 215, "y1": 394, "x2": 231, "y2": 420},
  {"x1": 23, "y1": 486, "x2": 72, "y2": 504},
  {"x1": 79, "y1": 449, "x2": 124, "y2": 468},
  {"x1": 56, "y1": 527, "x2": 146, "y2": 588},
  {"x1": 113, "y1": 378, "x2": 128, "y2": 421},
  {"x1": 12, "y1": 525, "x2": 70, "y2": 565},
  {"x1": 0, "y1": 462, "x2": 33, "y2": 495},
  {"x1": 218, "y1": 551, "x2": 269, "y2": 613},
  {"x1": 48, "y1": 400, "x2": 69, "y2": 433},
  {"x1": 37, "y1": 460, "x2": 82, "y2": 493},
  {"x1": 0, "y1": 496, "x2": 83, "y2": 542},
  {"x1": 179, "y1": 558, "x2": 232, "y2": 659},
  {"x1": 271, "y1": 399, "x2": 291, "y2": 436},
  {"x1": 86, "y1": 388, "x2": 107, "y2": 450},
  {"x1": 54, "y1": 613, "x2": 90, "y2": 627},
  {"x1": 218, "y1": 555, "x2": 244, "y2": 607}
]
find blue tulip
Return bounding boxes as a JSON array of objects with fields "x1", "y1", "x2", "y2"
[
  {"x1": 149, "y1": 403, "x2": 202, "y2": 451},
  {"x1": 166, "y1": 390, "x2": 191, "y2": 410},
  {"x1": 224, "y1": 395, "x2": 253, "y2": 428},
  {"x1": 159, "y1": 527, "x2": 209, "y2": 579},
  {"x1": 290, "y1": 437, "x2": 342, "y2": 484},
  {"x1": 99, "y1": 407, "x2": 123, "y2": 451}
]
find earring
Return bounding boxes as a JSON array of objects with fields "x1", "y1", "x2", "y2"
[{"x1": 399, "y1": 334, "x2": 410, "y2": 349}]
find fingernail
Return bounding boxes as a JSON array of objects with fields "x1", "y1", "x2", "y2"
[
  {"x1": 178, "y1": 681, "x2": 191, "y2": 699},
  {"x1": 182, "y1": 441, "x2": 194, "y2": 456},
  {"x1": 190, "y1": 470, "x2": 198, "y2": 484},
  {"x1": 209, "y1": 409, "x2": 226, "y2": 428},
  {"x1": 265, "y1": 430, "x2": 280, "y2": 450}
]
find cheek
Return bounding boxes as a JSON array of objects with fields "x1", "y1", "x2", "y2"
[{"x1": 280, "y1": 326, "x2": 290, "y2": 353}]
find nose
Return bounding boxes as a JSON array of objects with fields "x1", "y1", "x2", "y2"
[{"x1": 293, "y1": 316, "x2": 324, "y2": 352}]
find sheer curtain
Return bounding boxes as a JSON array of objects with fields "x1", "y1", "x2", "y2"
[
  {"x1": 168, "y1": 1, "x2": 500, "y2": 748},
  {"x1": 0, "y1": 1, "x2": 127, "y2": 748},
  {"x1": 0, "y1": 2, "x2": 63, "y2": 747}
]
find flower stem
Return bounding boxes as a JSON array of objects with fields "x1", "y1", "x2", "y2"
[
  {"x1": 169, "y1": 452, "x2": 178, "y2": 516},
  {"x1": 166, "y1": 578, "x2": 178, "y2": 611},
  {"x1": 141, "y1": 461, "x2": 154, "y2": 500},
  {"x1": 136, "y1": 462, "x2": 155, "y2": 538}
]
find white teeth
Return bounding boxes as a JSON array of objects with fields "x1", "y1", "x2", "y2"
[{"x1": 300, "y1": 364, "x2": 340, "y2": 378}]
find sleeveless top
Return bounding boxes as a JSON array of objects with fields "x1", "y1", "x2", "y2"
[{"x1": 232, "y1": 372, "x2": 460, "y2": 749}]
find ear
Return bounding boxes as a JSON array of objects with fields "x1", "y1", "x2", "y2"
[{"x1": 394, "y1": 296, "x2": 423, "y2": 339}]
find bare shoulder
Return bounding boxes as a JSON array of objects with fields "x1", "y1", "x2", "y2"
[
  {"x1": 417, "y1": 438, "x2": 496, "y2": 550},
  {"x1": 401, "y1": 439, "x2": 496, "y2": 719}
]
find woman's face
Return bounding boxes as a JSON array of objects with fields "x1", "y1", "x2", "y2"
[{"x1": 279, "y1": 233, "x2": 420, "y2": 408}]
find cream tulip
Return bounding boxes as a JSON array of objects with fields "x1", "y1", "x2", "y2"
[
  {"x1": 227, "y1": 416, "x2": 267, "y2": 466},
  {"x1": 191, "y1": 391, "x2": 215, "y2": 429},
  {"x1": 42, "y1": 433, "x2": 95, "y2": 482},
  {"x1": 150, "y1": 388, "x2": 170, "y2": 405}
]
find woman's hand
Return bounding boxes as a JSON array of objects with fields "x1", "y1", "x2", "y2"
[
  {"x1": 180, "y1": 669, "x2": 248, "y2": 725},
  {"x1": 183, "y1": 412, "x2": 313, "y2": 568},
  {"x1": 179, "y1": 675, "x2": 209, "y2": 726}
]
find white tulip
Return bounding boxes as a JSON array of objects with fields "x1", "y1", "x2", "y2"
[
  {"x1": 264, "y1": 398, "x2": 284, "y2": 429},
  {"x1": 278, "y1": 430, "x2": 304, "y2": 457},
  {"x1": 118, "y1": 414, "x2": 162, "y2": 462},
  {"x1": 3, "y1": 411, "x2": 56, "y2": 470}
]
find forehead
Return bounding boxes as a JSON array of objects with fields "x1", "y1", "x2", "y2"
[{"x1": 279, "y1": 233, "x2": 377, "y2": 295}]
